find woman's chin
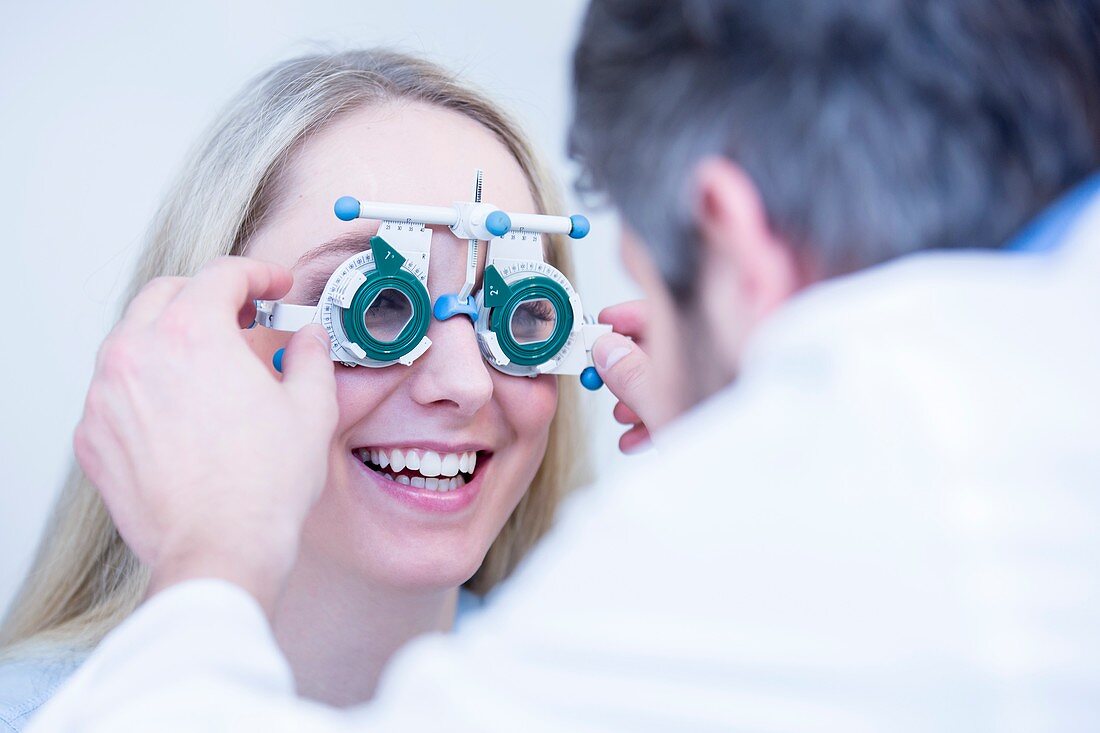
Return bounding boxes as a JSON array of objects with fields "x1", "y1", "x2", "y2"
[
  {"x1": 292, "y1": 448, "x2": 519, "y2": 593},
  {"x1": 377, "y1": 561, "x2": 482, "y2": 593},
  {"x1": 345, "y1": 539, "x2": 486, "y2": 593},
  {"x1": 297, "y1": 498, "x2": 488, "y2": 592},
  {"x1": 363, "y1": 523, "x2": 489, "y2": 587}
]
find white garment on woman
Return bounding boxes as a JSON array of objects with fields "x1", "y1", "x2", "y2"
[{"x1": 27, "y1": 195, "x2": 1100, "y2": 732}]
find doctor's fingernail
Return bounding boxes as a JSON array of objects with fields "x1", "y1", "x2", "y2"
[
  {"x1": 594, "y1": 333, "x2": 634, "y2": 371},
  {"x1": 602, "y1": 346, "x2": 632, "y2": 372}
]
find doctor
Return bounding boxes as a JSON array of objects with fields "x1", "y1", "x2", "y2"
[{"x1": 31, "y1": 0, "x2": 1100, "y2": 730}]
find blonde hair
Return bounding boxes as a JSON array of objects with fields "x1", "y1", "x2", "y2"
[{"x1": 1, "y1": 49, "x2": 589, "y2": 652}]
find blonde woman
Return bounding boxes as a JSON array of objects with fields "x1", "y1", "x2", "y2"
[{"x1": 0, "y1": 49, "x2": 592, "y2": 728}]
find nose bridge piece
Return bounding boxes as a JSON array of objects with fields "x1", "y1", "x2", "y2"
[
  {"x1": 411, "y1": 293, "x2": 494, "y2": 413},
  {"x1": 433, "y1": 293, "x2": 478, "y2": 323}
]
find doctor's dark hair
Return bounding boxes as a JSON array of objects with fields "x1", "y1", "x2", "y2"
[{"x1": 570, "y1": 0, "x2": 1100, "y2": 298}]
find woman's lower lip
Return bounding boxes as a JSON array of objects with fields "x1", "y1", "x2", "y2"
[{"x1": 351, "y1": 455, "x2": 483, "y2": 514}]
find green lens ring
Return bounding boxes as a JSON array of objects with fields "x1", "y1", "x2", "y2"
[
  {"x1": 342, "y1": 269, "x2": 430, "y2": 362},
  {"x1": 488, "y1": 275, "x2": 575, "y2": 367}
]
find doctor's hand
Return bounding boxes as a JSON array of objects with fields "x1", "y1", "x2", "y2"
[
  {"x1": 73, "y1": 257, "x2": 338, "y2": 615},
  {"x1": 592, "y1": 300, "x2": 658, "y2": 454}
]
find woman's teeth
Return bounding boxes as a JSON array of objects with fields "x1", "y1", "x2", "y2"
[
  {"x1": 391, "y1": 474, "x2": 466, "y2": 491},
  {"x1": 354, "y1": 447, "x2": 478, "y2": 492}
]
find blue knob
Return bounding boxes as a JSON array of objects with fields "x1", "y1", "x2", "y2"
[
  {"x1": 334, "y1": 196, "x2": 361, "y2": 221},
  {"x1": 433, "y1": 293, "x2": 478, "y2": 322},
  {"x1": 569, "y1": 214, "x2": 591, "y2": 239},
  {"x1": 486, "y1": 210, "x2": 511, "y2": 237},
  {"x1": 272, "y1": 347, "x2": 285, "y2": 373},
  {"x1": 580, "y1": 366, "x2": 603, "y2": 391}
]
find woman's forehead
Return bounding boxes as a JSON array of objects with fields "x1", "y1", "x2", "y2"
[{"x1": 251, "y1": 102, "x2": 538, "y2": 268}]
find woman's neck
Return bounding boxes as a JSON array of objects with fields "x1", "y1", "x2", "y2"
[{"x1": 272, "y1": 556, "x2": 458, "y2": 707}]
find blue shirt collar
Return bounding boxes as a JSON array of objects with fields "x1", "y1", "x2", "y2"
[{"x1": 1007, "y1": 171, "x2": 1100, "y2": 253}]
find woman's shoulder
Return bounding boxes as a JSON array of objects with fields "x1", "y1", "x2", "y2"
[{"x1": 0, "y1": 645, "x2": 88, "y2": 732}]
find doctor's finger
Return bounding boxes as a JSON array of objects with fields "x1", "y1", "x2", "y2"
[
  {"x1": 120, "y1": 277, "x2": 189, "y2": 329},
  {"x1": 598, "y1": 300, "x2": 649, "y2": 344},
  {"x1": 619, "y1": 423, "x2": 652, "y2": 455},
  {"x1": 592, "y1": 332, "x2": 659, "y2": 428},
  {"x1": 170, "y1": 256, "x2": 292, "y2": 328},
  {"x1": 613, "y1": 399, "x2": 641, "y2": 426}
]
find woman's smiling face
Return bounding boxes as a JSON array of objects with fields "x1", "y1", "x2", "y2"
[{"x1": 244, "y1": 102, "x2": 559, "y2": 591}]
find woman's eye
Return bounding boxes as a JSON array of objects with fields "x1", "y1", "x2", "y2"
[
  {"x1": 362, "y1": 288, "x2": 413, "y2": 342},
  {"x1": 366, "y1": 292, "x2": 404, "y2": 314},
  {"x1": 509, "y1": 298, "x2": 557, "y2": 345}
]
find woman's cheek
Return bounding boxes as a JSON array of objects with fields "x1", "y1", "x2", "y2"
[
  {"x1": 494, "y1": 373, "x2": 558, "y2": 437},
  {"x1": 332, "y1": 366, "x2": 388, "y2": 431}
]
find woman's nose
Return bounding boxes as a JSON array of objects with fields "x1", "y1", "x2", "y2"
[{"x1": 405, "y1": 313, "x2": 493, "y2": 415}]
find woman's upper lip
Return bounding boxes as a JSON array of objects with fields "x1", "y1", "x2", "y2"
[{"x1": 349, "y1": 439, "x2": 493, "y2": 454}]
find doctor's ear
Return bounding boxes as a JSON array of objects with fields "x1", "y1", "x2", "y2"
[{"x1": 691, "y1": 157, "x2": 801, "y2": 326}]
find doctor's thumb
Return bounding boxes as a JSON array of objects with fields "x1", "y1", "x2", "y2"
[
  {"x1": 280, "y1": 325, "x2": 339, "y2": 433},
  {"x1": 592, "y1": 332, "x2": 656, "y2": 425}
]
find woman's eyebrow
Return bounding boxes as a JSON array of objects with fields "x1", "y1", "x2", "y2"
[
  {"x1": 293, "y1": 271, "x2": 333, "y2": 305},
  {"x1": 293, "y1": 225, "x2": 381, "y2": 268}
]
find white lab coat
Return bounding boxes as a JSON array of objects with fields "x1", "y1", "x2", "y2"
[{"x1": 28, "y1": 197, "x2": 1100, "y2": 732}]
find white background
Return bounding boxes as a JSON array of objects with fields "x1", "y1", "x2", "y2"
[{"x1": 0, "y1": 1, "x2": 638, "y2": 618}]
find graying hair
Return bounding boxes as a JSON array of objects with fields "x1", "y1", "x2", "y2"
[{"x1": 570, "y1": 0, "x2": 1100, "y2": 298}]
